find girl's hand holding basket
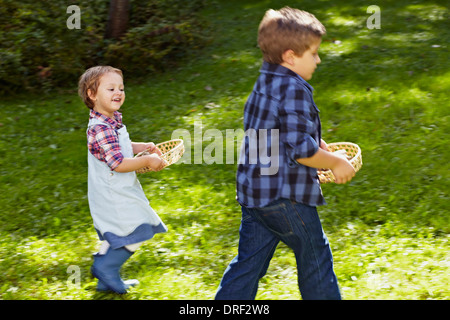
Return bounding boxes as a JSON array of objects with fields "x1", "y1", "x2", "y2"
[{"x1": 135, "y1": 139, "x2": 184, "y2": 173}]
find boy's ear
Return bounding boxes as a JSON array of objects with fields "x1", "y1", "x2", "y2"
[
  {"x1": 281, "y1": 49, "x2": 296, "y2": 66},
  {"x1": 87, "y1": 89, "x2": 96, "y2": 101}
]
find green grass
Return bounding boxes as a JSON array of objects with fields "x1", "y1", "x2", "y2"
[{"x1": 0, "y1": 0, "x2": 449, "y2": 300}]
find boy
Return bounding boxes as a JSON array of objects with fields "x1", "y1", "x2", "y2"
[{"x1": 215, "y1": 7, "x2": 355, "y2": 300}]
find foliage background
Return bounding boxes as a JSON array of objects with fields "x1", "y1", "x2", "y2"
[
  {"x1": 0, "y1": 0, "x2": 448, "y2": 300},
  {"x1": 0, "y1": 0, "x2": 207, "y2": 93}
]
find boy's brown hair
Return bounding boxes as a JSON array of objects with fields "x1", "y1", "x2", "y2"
[
  {"x1": 258, "y1": 7, "x2": 326, "y2": 64},
  {"x1": 78, "y1": 66, "x2": 123, "y2": 109}
]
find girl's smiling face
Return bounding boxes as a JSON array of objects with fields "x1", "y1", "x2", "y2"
[{"x1": 88, "y1": 72, "x2": 125, "y2": 118}]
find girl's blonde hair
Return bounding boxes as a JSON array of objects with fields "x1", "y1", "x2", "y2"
[
  {"x1": 258, "y1": 7, "x2": 326, "y2": 64},
  {"x1": 78, "y1": 66, "x2": 123, "y2": 109}
]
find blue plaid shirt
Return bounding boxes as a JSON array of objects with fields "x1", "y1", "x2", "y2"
[{"x1": 236, "y1": 61, "x2": 326, "y2": 208}]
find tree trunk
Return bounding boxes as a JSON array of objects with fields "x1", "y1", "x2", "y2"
[{"x1": 105, "y1": 0, "x2": 130, "y2": 40}]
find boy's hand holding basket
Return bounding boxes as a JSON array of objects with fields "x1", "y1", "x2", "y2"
[{"x1": 318, "y1": 142, "x2": 362, "y2": 183}]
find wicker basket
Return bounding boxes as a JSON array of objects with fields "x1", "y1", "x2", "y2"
[
  {"x1": 135, "y1": 139, "x2": 184, "y2": 173},
  {"x1": 317, "y1": 142, "x2": 362, "y2": 183}
]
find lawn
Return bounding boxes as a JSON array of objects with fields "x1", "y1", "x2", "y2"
[{"x1": 0, "y1": 0, "x2": 448, "y2": 300}]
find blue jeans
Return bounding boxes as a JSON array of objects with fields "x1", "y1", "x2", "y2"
[{"x1": 215, "y1": 198, "x2": 341, "y2": 300}]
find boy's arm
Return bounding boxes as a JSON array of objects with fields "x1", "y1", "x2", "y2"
[
  {"x1": 296, "y1": 148, "x2": 355, "y2": 184},
  {"x1": 279, "y1": 86, "x2": 354, "y2": 183},
  {"x1": 319, "y1": 139, "x2": 329, "y2": 151}
]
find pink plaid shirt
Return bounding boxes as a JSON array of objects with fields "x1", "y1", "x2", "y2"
[{"x1": 87, "y1": 110, "x2": 124, "y2": 170}]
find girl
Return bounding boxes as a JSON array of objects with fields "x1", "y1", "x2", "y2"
[{"x1": 78, "y1": 66, "x2": 167, "y2": 294}]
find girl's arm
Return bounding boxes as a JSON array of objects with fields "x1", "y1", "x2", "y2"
[
  {"x1": 114, "y1": 154, "x2": 166, "y2": 173},
  {"x1": 131, "y1": 142, "x2": 163, "y2": 156}
]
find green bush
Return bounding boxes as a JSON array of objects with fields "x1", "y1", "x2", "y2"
[
  {"x1": 0, "y1": 0, "x2": 207, "y2": 93},
  {"x1": 105, "y1": 0, "x2": 208, "y2": 75}
]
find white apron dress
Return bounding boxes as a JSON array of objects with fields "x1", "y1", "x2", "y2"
[{"x1": 87, "y1": 117, "x2": 167, "y2": 249}]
